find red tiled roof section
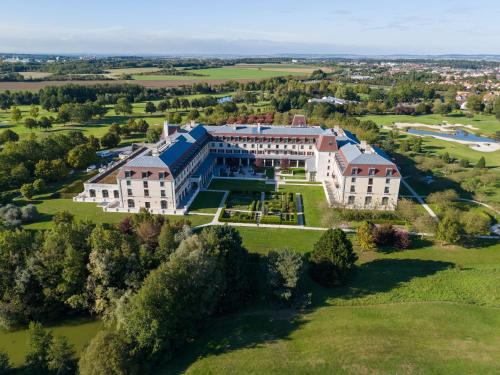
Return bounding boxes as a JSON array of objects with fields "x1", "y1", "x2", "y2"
[
  {"x1": 117, "y1": 167, "x2": 173, "y2": 180},
  {"x1": 317, "y1": 135, "x2": 338, "y2": 152},
  {"x1": 343, "y1": 164, "x2": 400, "y2": 177},
  {"x1": 291, "y1": 114, "x2": 307, "y2": 126}
]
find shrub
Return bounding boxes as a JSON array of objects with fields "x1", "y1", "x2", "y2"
[
  {"x1": 394, "y1": 230, "x2": 411, "y2": 249},
  {"x1": 0, "y1": 204, "x2": 38, "y2": 227},
  {"x1": 373, "y1": 224, "x2": 396, "y2": 246}
]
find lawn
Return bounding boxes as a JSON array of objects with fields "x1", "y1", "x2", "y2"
[
  {"x1": 160, "y1": 240, "x2": 500, "y2": 374},
  {"x1": 208, "y1": 178, "x2": 275, "y2": 192},
  {"x1": 22, "y1": 197, "x2": 213, "y2": 230},
  {"x1": 279, "y1": 185, "x2": 327, "y2": 227},
  {"x1": 0, "y1": 318, "x2": 102, "y2": 366},
  {"x1": 131, "y1": 66, "x2": 308, "y2": 81},
  {"x1": 360, "y1": 112, "x2": 500, "y2": 137},
  {"x1": 188, "y1": 191, "x2": 225, "y2": 214}
]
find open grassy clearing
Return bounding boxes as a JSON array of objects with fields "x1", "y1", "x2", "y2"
[
  {"x1": 21, "y1": 196, "x2": 212, "y2": 230},
  {"x1": 188, "y1": 191, "x2": 225, "y2": 214},
  {"x1": 160, "y1": 239, "x2": 500, "y2": 374},
  {"x1": 132, "y1": 67, "x2": 307, "y2": 81},
  {"x1": 0, "y1": 318, "x2": 102, "y2": 366},
  {"x1": 361, "y1": 113, "x2": 500, "y2": 137},
  {"x1": 18, "y1": 71, "x2": 53, "y2": 79}
]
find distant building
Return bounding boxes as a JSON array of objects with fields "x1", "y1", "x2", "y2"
[
  {"x1": 482, "y1": 91, "x2": 500, "y2": 103},
  {"x1": 455, "y1": 91, "x2": 470, "y2": 104},
  {"x1": 308, "y1": 96, "x2": 350, "y2": 105},
  {"x1": 75, "y1": 122, "x2": 400, "y2": 213}
]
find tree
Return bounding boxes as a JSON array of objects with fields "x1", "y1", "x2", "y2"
[
  {"x1": 24, "y1": 117, "x2": 38, "y2": 130},
  {"x1": 11, "y1": 106, "x2": 22, "y2": 122},
  {"x1": 0, "y1": 129, "x2": 19, "y2": 144},
  {"x1": 309, "y1": 229, "x2": 357, "y2": 287},
  {"x1": 101, "y1": 131, "x2": 121, "y2": 148},
  {"x1": 187, "y1": 109, "x2": 200, "y2": 121},
  {"x1": 38, "y1": 116, "x2": 53, "y2": 131},
  {"x1": 114, "y1": 98, "x2": 133, "y2": 115},
  {"x1": 436, "y1": 215, "x2": 462, "y2": 244},
  {"x1": 25, "y1": 322, "x2": 53, "y2": 373},
  {"x1": 146, "y1": 128, "x2": 162, "y2": 143},
  {"x1": 495, "y1": 98, "x2": 500, "y2": 121},
  {"x1": 32, "y1": 178, "x2": 45, "y2": 194},
  {"x1": 47, "y1": 336, "x2": 75, "y2": 375},
  {"x1": 20, "y1": 183, "x2": 36, "y2": 200},
  {"x1": 461, "y1": 209, "x2": 491, "y2": 236},
  {"x1": 144, "y1": 101, "x2": 156, "y2": 114},
  {"x1": 475, "y1": 156, "x2": 486, "y2": 169},
  {"x1": 466, "y1": 94, "x2": 484, "y2": 113},
  {"x1": 266, "y1": 249, "x2": 305, "y2": 307},
  {"x1": 67, "y1": 144, "x2": 98, "y2": 169},
  {"x1": 157, "y1": 100, "x2": 169, "y2": 112},
  {"x1": 78, "y1": 331, "x2": 132, "y2": 375},
  {"x1": 0, "y1": 350, "x2": 10, "y2": 374},
  {"x1": 29, "y1": 105, "x2": 40, "y2": 119},
  {"x1": 356, "y1": 221, "x2": 375, "y2": 251}
]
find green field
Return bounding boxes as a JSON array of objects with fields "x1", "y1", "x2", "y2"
[
  {"x1": 0, "y1": 318, "x2": 102, "y2": 366},
  {"x1": 132, "y1": 67, "x2": 308, "y2": 81},
  {"x1": 160, "y1": 239, "x2": 500, "y2": 374},
  {"x1": 22, "y1": 196, "x2": 213, "y2": 230}
]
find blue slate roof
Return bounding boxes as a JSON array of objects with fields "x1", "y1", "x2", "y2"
[{"x1": 340, "y1": 143, "x2": 393, "y2": 165}]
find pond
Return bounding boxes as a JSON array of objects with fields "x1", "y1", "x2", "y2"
[{"x1": 407, "y1": 129, "x2": 496, "y2": 143}]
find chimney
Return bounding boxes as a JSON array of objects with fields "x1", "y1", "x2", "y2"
[{"x1": 163, "y1": 121, "x2": 170, "y2": 139}]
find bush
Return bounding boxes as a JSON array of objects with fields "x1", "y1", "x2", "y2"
[
  {"x1": 373, "y1": 224, "x2": 396, "y2": 246},
  {"x1": 394, "y1": 230, "x2": 411, "y2": 249},
  {"x1": 0, "y1": 204, "x2": 38, "y2": 227}
]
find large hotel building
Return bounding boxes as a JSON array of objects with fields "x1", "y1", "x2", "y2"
[{"x1": 75, "y1": 120, "x2": 401, "y2": 214}]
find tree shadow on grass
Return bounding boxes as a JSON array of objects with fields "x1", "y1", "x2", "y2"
[{"x1": 158, "y1": 257, "x2": 453, "y2": 374}]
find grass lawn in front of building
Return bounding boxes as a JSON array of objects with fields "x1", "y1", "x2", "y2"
[
  {"x1": 279, "y1": 185, "x2": 327, "y2": 227},
  {"x1": 188, "y1": 191, "x2": 225, "y2": 214}
]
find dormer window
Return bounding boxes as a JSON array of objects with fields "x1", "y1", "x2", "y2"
[
  {"x1": 351, "y1": 168, "x2": 360, "y2": 176},
  {"x1": 368, "y1": 168, "x2": 376, "y2": 176},
  {"x1": 159, "y1": 172, "x2": 166, "y2": 180},
  {"x1": 386, "y1": 169, "x2": 393, "y2": 177},
  {"x1": 141, "y1": 171, "x2": 149, "y2": 179},
  {"x1": 124, "y1": 170, "x2": 132, "y2": 178}
]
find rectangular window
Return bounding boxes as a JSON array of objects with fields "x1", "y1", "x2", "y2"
[
  {"x1": 102, "y1": 190, "x2": 109, "y2": 198},
  {"x1": 368, "y1": 178, "x2": 373, "y2": 185},
  {"x1": 113, "y1": 190, "x2": 119, "y2": 198},
  {"x1": 161, "y1": 200, "x2": 167, "y2": 209},
  {"x1": 384, "y1": 186, "x2": 390, "y2": 194},
  {"x1": 143, "y1": 181, "x2": 148, "y2": 188},
  {"x1": 382, "y1": 197, "x2": 389, "y2": 206},
  {"x1": 89, "y1": 189, "x2": 96, "y2": 197},
  {"x1": 368, "y1": 168, "x2": 376, "y2": 176},
  {"x1": 127, "y1": 199, "x2": 134, "y2": 208},
  {"x1": 350, "y1": 185, "x2": 355, "y2": 193},
  {"x1": 161, "y1": 190, "x2": 166, "y2": 197},
  {"x1": 145, "y1": 202, "x2": 150, "y2": 209},
  {"x1": 125, "y1": 170, "x2": 132, "y2": 178},
  {"x1": 365, "y1": 196, "x2": 372, "y2": 205},
  {"x1": 386, "y1": 169, "x2": 393, "y2": 176},
  {"x1": 348, "y1": 196, "x2": 355, "y2": 204},
  {"x1": 385, "y1": 178, "x2": 390, "y2": 184},
  {"x1": 144, "y1": 189, "x2": 149, "y2": 197},
  {"x1": 160, "y1": 181, "x2": 164, "y2": 187},
  {"x1": 351, "y1": 177, "x2": 356, "y2": 183},
  {"x1": 127, "y1": 189, "x2": 132, "y2": 196},
  {"x1": 126, "y1": 180, "x2": 131, "y2": 186},
  {"x1": 351, "y1": 168, "x2": 359, "y2": 176},
  {"x1": 141, "y1": 172, "x2": 148, "y2": 179},
  {"x1": 367, "y1": 186, "x2": 373, "y2": 193}
]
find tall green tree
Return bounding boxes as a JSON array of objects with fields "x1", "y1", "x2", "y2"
[
  {"x1": 356, "y1": 221, "x2": 376, "y2": 251},
  {"x1": 310, "y1": 229, "x2": 357, "y2": 287},
  {"x1": 47, "y1": 336, "x2": 75, "y2": 375},
  {"x1": 266, "y1": 249, "x2": 305, "y2": 307},
  {"x1": 114, "y1": 98, "x2": 133, "y2": 115}
]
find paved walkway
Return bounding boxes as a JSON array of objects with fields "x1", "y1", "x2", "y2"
[
  {"x1": 296, "y1": 193, "x2": 304, "y2": 226},
  {"x1": 401, "y1": 178, "x2": 438, "y2": 221},
  {"x1": 211, "y1": 190, "x2": 229, "y2": 224}
]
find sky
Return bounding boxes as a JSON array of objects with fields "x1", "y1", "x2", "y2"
[{"x1": 1, "y1": 0, "x2": 499, "y2": 56}]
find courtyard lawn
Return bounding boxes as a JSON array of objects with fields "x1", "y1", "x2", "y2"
[
  {"x1": 208, "y1": 178, "x2": 275, "y2": 192},
  {"x1": 237, "y1": 227, "x2": 324, "y2": 254},
  {"x1": 279, "y1": 185, "x2": 327, "y2": 227},
  {"x1": 160, "y1": 240, "x2": 500, "y2": 374},
  {"x1": 0, "y1": 318, "x2": 102, "y2": 366},
  {"x1": 188, "y1": 191, "x2": 225, "y2": 214},
  {"x1": 360, "y1": 112, "x2": 500, "y2": 137},
  {"x1": 22, "y1": 197, "x2": 212, "y2": 230}
]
